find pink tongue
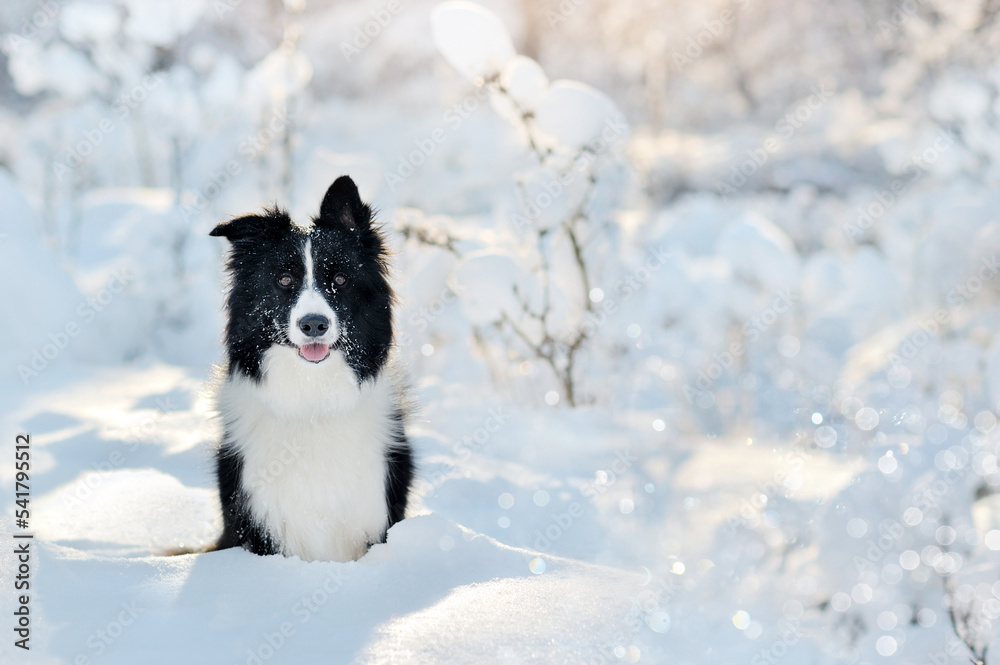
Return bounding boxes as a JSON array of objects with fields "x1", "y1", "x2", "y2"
[{"x1": 300, "y1": 343, "x2": 330, "y2": 362}]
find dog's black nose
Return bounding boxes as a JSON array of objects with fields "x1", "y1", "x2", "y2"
[{"x1": 298, "y1": 314, "x2": 330, "y2": 337}]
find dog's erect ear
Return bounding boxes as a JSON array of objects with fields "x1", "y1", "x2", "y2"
[
  {"x1": 209, "y1": 215, "x2": 261, "y2": 240},
  {"x1": 317, "y1": 176, "x2": 371, "y2": 232},
  {"x1": 210, "y1": 209, "x2": 292, "y2": 241}
]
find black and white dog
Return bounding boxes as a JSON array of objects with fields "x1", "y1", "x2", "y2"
[{"x1": 209, "y1": 176, "x2": 413, "y2": 562}]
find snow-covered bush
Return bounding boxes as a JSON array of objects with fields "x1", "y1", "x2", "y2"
[{"x1": 412, "y1": 1, "x2": 630, "y2": 406}]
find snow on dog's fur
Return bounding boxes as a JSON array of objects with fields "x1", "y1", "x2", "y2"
[{"x1": 209, "y1": 176, "x2": 413, "y2": 562}]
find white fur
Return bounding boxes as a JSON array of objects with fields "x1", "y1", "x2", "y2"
[
  {"x1": 288, "y1": 238, "x2": 339, "y2": 349},
  {"x1": 217, "y1": 345, "x2": 399, "y2": 562}
]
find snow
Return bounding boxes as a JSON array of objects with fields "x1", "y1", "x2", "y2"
[
  {"x1": 430, "y1": 1, "x2": 516, "y2": 82},
  {"x1": 246, "y1": 47, "x2": 314, "y2": 106},
  {"x1": 59, "y1": 2, "x2": 120, "y2": 44},
  {"x1": 6, "y1": 41, "x2": 103, "y2": 99},
  {"x1": 532, "y1": 80, "x2": 626, "y2": 152},
  {"x1": 119, "y1": 0, "x2": 207, "y2": 48},
  {"x1": 454, "y1": 252, "x2": 541, "y2": 326},
  {"x1": 499, "y1": 56, "x2": 548, "y2": 111},
  {"x1": 0, "y1": 363, "x2": 654, "y2": 663},
  {"x1": 15, "y1": 515, "x2": 641, "y2": 664},
  {"x1": 488, "y1": 56, "x2": 548, "y2": 126},
  {"x1": 3, "y1": 0, "x2": 1000, "y2": 662},
  {"x1": 716, "y1": 213, "x2": 800, "y2": 292}
]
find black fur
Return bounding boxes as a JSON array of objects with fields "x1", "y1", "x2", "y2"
[
  {"x1": 214, "y1": 443, "x2": 278, "y2": 554},
  {"x1": 210, "y1": 176, "x2": 413, "y2": 558},
  {"x1": 209, "y1": 176, "x2": 393, "y2": 384},
  {"x1": 384, "y1": 408, "x2": 414, "y2": 531}
]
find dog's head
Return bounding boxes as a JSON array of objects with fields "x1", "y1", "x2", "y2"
[{"x1": 211, "y1": 176, "x2": 393, "y2": 384}]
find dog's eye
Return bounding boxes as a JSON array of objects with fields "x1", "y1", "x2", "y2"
[
  {"x1": 277, "y1": 273, "x2": 295, "y2": 289},
  {"x1": 333, "y1": 273, "x2": 347, "y2": 287}
]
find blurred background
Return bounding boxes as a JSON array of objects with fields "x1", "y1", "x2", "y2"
[
  {"x1": 3, "y1": 0, "x2": 1000, "y2": 663},
  {"x1": 3, "y1": 0, "x2": 1000, "y2": 409}
]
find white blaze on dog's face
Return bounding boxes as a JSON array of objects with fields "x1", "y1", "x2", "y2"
[
  {"x1": 210, "y1": 176, "x2": 394, "y2": 389},
  {"x1": 288, "y1": 238, "x2": 339, "y2": 363}
]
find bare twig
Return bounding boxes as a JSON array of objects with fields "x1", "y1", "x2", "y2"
[
  {"x1": 397, "y1": 223, "x2": 461, "y2": 256},
  {"x1": 941, "y1": 523, "x2": 991, "y2": 665},
  {"x1": 405, "y1": 75, "x2": 618, "y2": 407}
]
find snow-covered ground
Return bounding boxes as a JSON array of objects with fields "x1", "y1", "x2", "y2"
[{"x1": 3, "y1": 0, "x2": 1000, "y2": 663}]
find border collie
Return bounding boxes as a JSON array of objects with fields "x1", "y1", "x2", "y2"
[{"x1": 209, "y1": 175, "x2": 413, "y2": 562}]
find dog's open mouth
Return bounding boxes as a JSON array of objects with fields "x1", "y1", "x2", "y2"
[{"x1": 298, "y1": 343, "x2": 330, "y2": 363}]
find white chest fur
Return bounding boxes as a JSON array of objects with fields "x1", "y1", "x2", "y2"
[{"x1": 217, "y1": 345, "x2": 397, "y2": 562}]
